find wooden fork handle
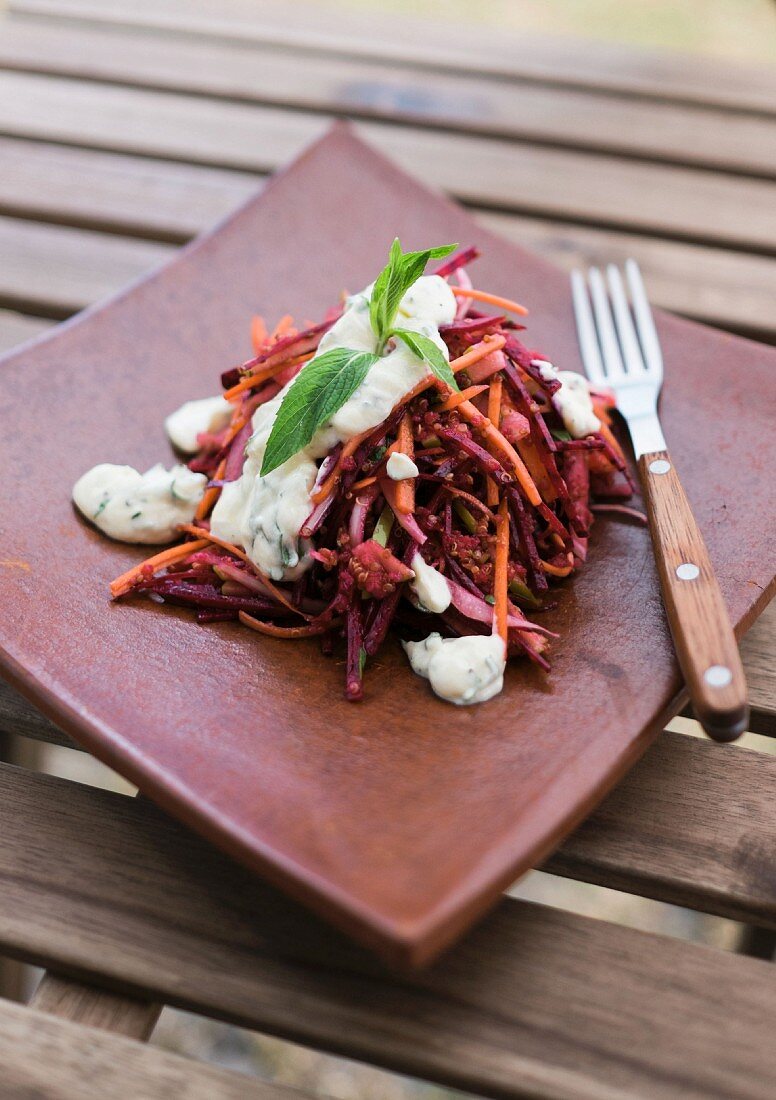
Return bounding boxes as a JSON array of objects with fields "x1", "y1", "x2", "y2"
[{"x1": 639, "y1": 450, "x2": 748, "y2": 741}]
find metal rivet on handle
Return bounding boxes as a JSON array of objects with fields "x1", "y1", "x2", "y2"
[
  {"x1": 704, "y1": 665, "x2": 733, "y2": 688},
  {"x1": 649, "y1": 459, "x2": 671, "y2": 475},
  {"x1": 676, "y1": 563, "x2": 700, "y2": 581}
]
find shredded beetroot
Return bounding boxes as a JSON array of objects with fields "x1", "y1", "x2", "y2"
[
  {"x1": 349, "y1": 540, "x2": 414, "y2": 599},
  {"x1": 115, "y1": 245, "x2": 633, "y2": 701}
]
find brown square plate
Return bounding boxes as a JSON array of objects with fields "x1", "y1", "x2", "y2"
[{"x1": 1, "y1": 125, "x2": 774, "y2": 966}]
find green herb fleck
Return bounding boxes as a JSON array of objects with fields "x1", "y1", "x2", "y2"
[
  {"x1": 453, "y1": 500, "x2": 477, "y2": 534},
  {"x1": 131, "y1": 511, "x2": 142, "y2": 520},
  {"x1": 550, "y1": 428, "x2": 572, "y2": 442},
  {"x1": 508, "y1": 578, "x2": 542, "y2": 608},
  {"x1": 484, "y1": 594, "x2": 496, "y2": 606},
  {"x1": 372, "y1": 506, "x2": 395, "y2": 547},
  {"x1": 93, "y1": 497, "x2": 109, "y2": 519},
  {"x1": 358, "y1": 646, "x2": 367, "y2": 676}
]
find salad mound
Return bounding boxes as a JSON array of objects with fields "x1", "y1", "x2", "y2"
[{"x1": 77, "y1": 242, "x2": 636, "y2": 706}]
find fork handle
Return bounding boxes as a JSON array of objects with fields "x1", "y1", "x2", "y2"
[{"x1": 639, "y1": 450, "x2": 748, "y2": 741}]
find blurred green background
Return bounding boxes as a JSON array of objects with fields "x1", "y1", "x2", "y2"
[{"x1": 338, "y1": 0, "x2": 776, "y2": 63}]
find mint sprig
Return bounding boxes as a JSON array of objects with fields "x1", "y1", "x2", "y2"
[
  {"x1": 389, "y1": 328, "x2": 459, "y2": 392},
  {"x1": 370, "y1": 239, "x2": 457, "y2": 349},
  {"x1": 260, "y1": 239, "x2": 459, "y2": 476},
  {"x1": 261, "y1": 347, "x2": 378, "y2": 475}
]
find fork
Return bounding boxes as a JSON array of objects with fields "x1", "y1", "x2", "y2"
[{"x1": 571, "y1": 261, "x2": 748, "y2": 742}]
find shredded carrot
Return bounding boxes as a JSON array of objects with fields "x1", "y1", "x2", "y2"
[
  {"x1": 177, "y1": 522, "x2": 249, "y2": 562},
  {"x1": 457, "y1": 400, "x2": 542, "y2": 507},
  {"x1": 271, "y1": 314, "x2": 294, "y2": 340},
  {"x1": 223, "y1": 352, "x2": 312, "y2": 401},
  {"x1": 393, "y1": 412, "x2": 415, "y2": 515},
  {"x1": 516, "y1": 437, "x2": 556, "y2": 503},
  {"x1": 598, "y1": 421, "x2": 627, "y2": 467},
  {"x1": 309, "y1": 432, "x2": 369, "y2": 506},
  {"x1": 541, "y1": 555, "x2": 574, "y2": 577},
  {"x1": 194, "y1": 458, "x2": 226, "y2": 521},
  {"x1": 239, "y1": 611, "x2": 337, "y2": 638},
  {"x1": 110, "y1": 539, "x2": 210, "y2": 600},
  {"x1": 177, "y1": 524, "x2": 308, "y2": 618},
  {"x1": 250, "y1": 315, "x2": 268, "y2": 354},
  {"x1": 493, "y1": 496, "x2": 509, "y2": 644},
  {"x1": 438, "y1": 384, "x2": 488, "y2": 412},
  {"x1": 449, "y1": 335, "x2": 507, "y2": 375},
  {"x1": 350, "y1": 475, "x2": 378, "y2": 492},
  {"x1": 450, "y1": 285, "x2": 528, "y2": 317},
  {"x1": 486, "y1": 376, "x2": 503, "y2": 507}
]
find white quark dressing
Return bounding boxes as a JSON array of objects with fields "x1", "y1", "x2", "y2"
[
  {"x1": 403, "y1": 632, "x2": 506, "y2": 706},
  {"x1": 538, "y1": 362, "x2": 601, "y2": 439},
  {"x1": 72, "y1": 463, "x2": 206, "y2": 544},
  {"x1": 386, "y1": 451, "x2": 419, "y2": 481},
  {"x1": 165, "y1": 395, "x2": 232, "y2": 453},
  {"x1": 210, "y1": 275, "x2": 456, "y2": 580},
  {"x1": 410, "y1": 552, "x2": 451, "y2": 614}
]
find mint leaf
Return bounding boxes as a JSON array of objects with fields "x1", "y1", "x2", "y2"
[
  {"x1": 391, "y1": 328, "x2": 460, "y2": 392},
  {"x1": 369, "y1": 239, "x2": 457, "y2": 348},
  {"x1": 261, "y1": 348, "x2": 378, "y2": 475}
]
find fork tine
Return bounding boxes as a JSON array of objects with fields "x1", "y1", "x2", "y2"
[
  {"x1": 588, "y1": 266, "x2": 624, "y2": 380},
  {"x1": 625, "y1": 259, "x2": 663, "y2": 380},
  {"x1": 606, "y1": 264, "x2": 644, "y2": 375},
  {"x1": 570, "y1": 270, "x2": 605, "y2": 384}
]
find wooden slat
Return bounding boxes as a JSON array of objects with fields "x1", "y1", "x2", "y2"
[
  {"x1": 0, "y1": 141, "x2": 773, "y2": 341},
  {"x1": 0, "y1": 73, "x2": 774, "y2": 254},
  {"x1": 0, "y1": 137, "x2": 257, "y2": 243},
  {"x1": 0, "y1": 215, "x2": 173, "y2": 317},
  {"x1": 0, "y1": 679, "x2": 76, "y2": 749},
  {"x1": 0, "y1": 763, "x2": 775, "y2": 1098},
  {"x1": 2, "y1": 17, "x2": 775, "y2": 178},
  {"x1": 12, "y1": 0, "x2": 776, "y2": 116},
  {"x1": 31, "y1": 973, "x2": 160, "y2": 1040},
  {"x1": 481, "y1": 213, "x2": 776, "y2": 343},
  {"x1": 0, "y1": 997, "x2": 314, "y2": 1100},
  {"x1": 545, "y1": 729, "x2": 776, "y2": 923}
]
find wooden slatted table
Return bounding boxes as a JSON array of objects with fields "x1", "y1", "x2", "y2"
[{"x1": 0, "y1": 2, "x2": 774, "y2": 1095}]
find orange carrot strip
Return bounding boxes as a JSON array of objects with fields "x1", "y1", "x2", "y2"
[
  {"x1": 393, "y1": 412, "x2": 415, "y2": 515},
  {"x1": 194, "y1": 458, "x2": 226, "y2": 521},
  {"x1": 486, "y1": 376, "x2": 503, "y2": 507},
  {"x1": 449, "y1": 335, "x2": 506, "y2": 375},
  {"x1": 438, "y1": 384, "x2": 487, "y2": 412},
  {"x1": 239, "y1": 611, "x2": 339, "y2": 639},
  {"x1": 450, "y1": 285, "x2": 528, "y2": 317},
  {"x1": 516, "y1": 437, "x2": 556, "y2": 503},
  {"x1": 223, "y1": 352, "x2": 312, "y2": 401},
  {"x1": 493, "y1": 496, "x2": 509, "y2": 644},
  {"x1": 456, "y1": 400, "x2": 542, "y2": 507},
  {"x1": 177, "y1": 524, "x2": 309, "y2": 619},
  {"x1": 309, "y1": 432, "x2": 370, "y2": 506},
  {"x1": 350, "y1": 475, "x2": 378, "y2": 492},
  {"x1": 250, "y1": 315, "x2": 268, "y2": 354},
  {"x1": 541, "y1": 555, "x2": 574, "y2": 577},
  {"x1": 271, "y1": 314, "x2": 294, "y2": 340},
  {"x1": 110, "y1": 539, "x2": 209, "y2": 599}
]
